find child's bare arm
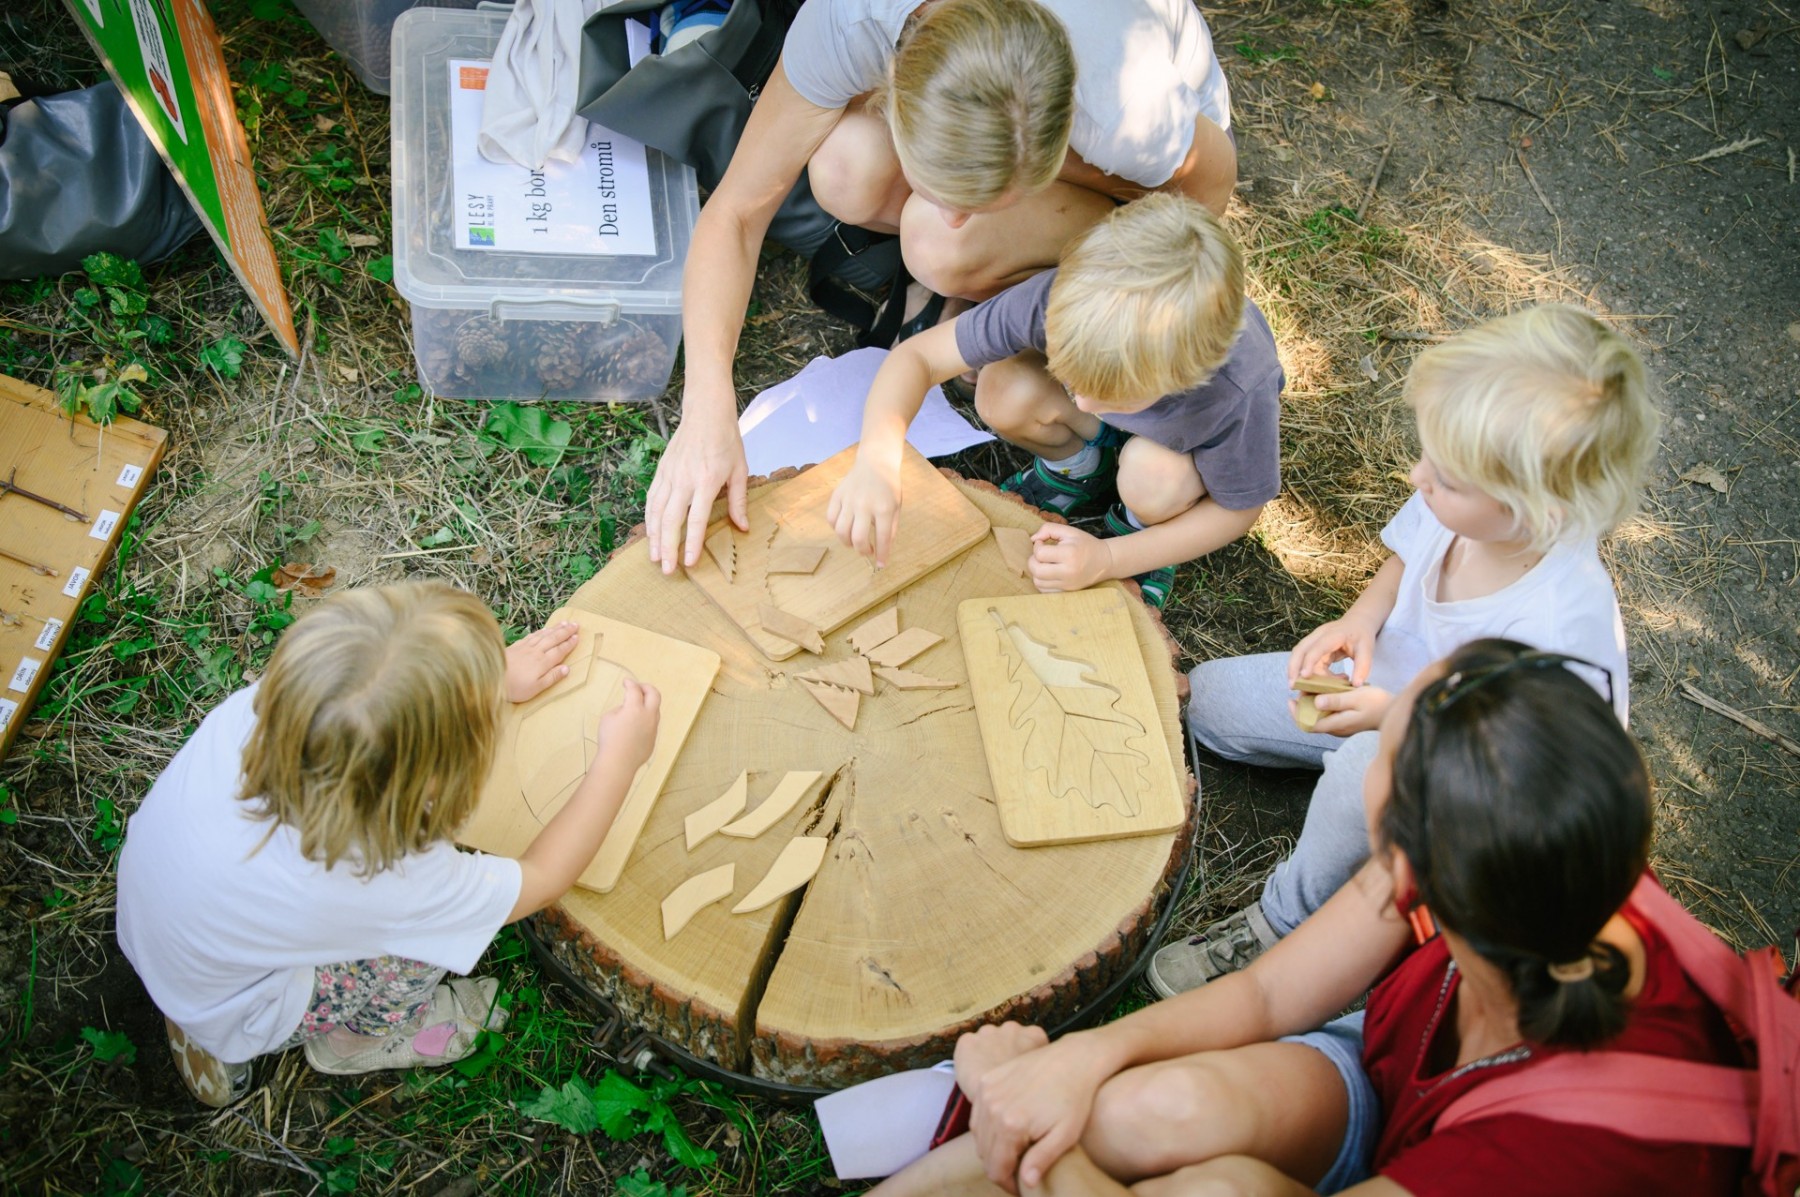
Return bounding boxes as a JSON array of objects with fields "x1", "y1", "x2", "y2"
[
  {"x1": 1289, "y1": 555, "x2": 1404, "y2": 685},
  {"x1": 508, "y1": 680, "x2": 661, "y2": 920},
  {"x1": 827, "y1": 320, "x2": 973, "y2": 566},
  {"x1": 1026, "y1": 499, "x2": 1262, "y2": 593}
]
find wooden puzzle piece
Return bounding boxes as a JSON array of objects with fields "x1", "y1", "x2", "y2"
[
  {"x1": 864, "y1": 626, "x2": 943, "y2": 668},
  {"x1": 796, "y1": 655, "x2": 874, "y2": 695},
  {"x1": 757, "y1": 604, "x2": 825, "y2": 655},
  {"x1": 731, "y1": 837, "x2": 828, "y2": 914},
  {"x1": 845, "y1": 607, "x2": 899, "y2": 655},
  {"x1": 767, "y1": 543, "x2": 829, "y2": 575},
  {"x1": 800, "y1": 678, "x2": 860, "y2": 729},
  {"x1": 1292, "y1": 673, "x2": 1354, "y2": 732},
  {"x1": 721, "y1": 771, "x2": 823, "y2": 839},
  {"x1": 684, "y1": 772, "x2": 749, "y2": 850},
  {"x1": 705, "y1": 527, "x2": 737, "y2": 582},
  {"x1": 992, "y1": 527, "x2": 1032, "y2": 578},
  {"x1": 873, "y1": 666, "x2": 957, "y2": 691},
  {"x1": 662, "y1": 864, "x2": 735, "y2": 939}
]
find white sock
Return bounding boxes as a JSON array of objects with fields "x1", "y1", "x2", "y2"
[
  {"x1": 1122, "y1": 507, "x2": 1148, "y2": 530},
  {"x1": 1041, "y1": 443, "x2": 1101, "y2": 478}
]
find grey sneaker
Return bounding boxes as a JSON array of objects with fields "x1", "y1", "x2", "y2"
[{"x1": 1146, "y1": 901, "x2": 1281, "y2": 998}]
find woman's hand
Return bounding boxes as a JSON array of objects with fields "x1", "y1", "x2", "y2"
[
  {"x1": 963, "y1": 1028, "x2": 1114, "y2": 1194},
  {"x1": 1027, "y1": 526, "x2": 1114, "y2": 593},
  {"x1": 1288, "y1": 614, "x2": 1380, "y2": 687},
  {"x1": 645, "y1": 407, "x2": 749, "y2": 575},
  {"x1": 504, "y1": 621, "x2": 580, "y2": 703},
  {"x1": 826, "y1": 458, "x2": 903, "y2": 566}
]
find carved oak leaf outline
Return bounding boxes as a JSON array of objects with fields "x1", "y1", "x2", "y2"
[{"x1": 988, "y1": 609, "x2": 1149, "y2": 817}]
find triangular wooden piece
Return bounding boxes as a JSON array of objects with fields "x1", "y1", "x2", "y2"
[
  {"x1": 873, "y1": 666, "x2": 958, "y2": 691},
  {"x1": 864, "y1": 626, "x2": 943, "y2": 668},
  {"x1": 732, "y1": 837, "x2": 829, "y2": 915},
  {"x1": 1292, "y1": 674, "x2": 1354, "y2": 733},
  {"x1": 684, "y1": 772, "x2": 749, "y2": 850},
  {"x1": 796, "y1": 655, "x2": 875, "y2": 695},
  {"x1": 991, "y1": 527, "x2": 1032, "y2": 578},
  {"x1": 757, "y1": 604, "x2": 825, "y2": 655},
  {"x1": 846, "y1": 607, "x2": 900, "y2": 656},
  {"x1": 800, "y1": 678, "x2": 860, "y2": 729},
  {"x1": 767, "y1": 542, "x2": 829, "y2": 575},
  {"x1": 705, "y1": 527, "x2": 737, "y2": 583},
  {"x1": 662, "y1": 864, "x2": 735, "y2": 939},
  {"x1": 721, "y1": 771, "x2": 824, "y2": 839}
]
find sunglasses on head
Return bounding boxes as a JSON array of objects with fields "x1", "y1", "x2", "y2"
[{"x1": 1417, "y1": 648, "x2": 1616, "y2": 717}]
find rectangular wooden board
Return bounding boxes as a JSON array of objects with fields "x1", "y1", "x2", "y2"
[
  {"x1": 0, "y1": 375, "x2": 166, "y2": 759},
  {"x1": 460, "y1": 608, "x2": 720, "y2": 892},
  {"x1": 956, "y1": 590, "x2": 1185, "y2": 846},
  {"x1": 686, "y1": 444, "x2": 990, "y2": 660}
]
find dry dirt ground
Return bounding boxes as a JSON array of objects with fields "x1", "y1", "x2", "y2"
[{"x1": 0, "y1": 0, "x2": 1795, "y2": 1193}]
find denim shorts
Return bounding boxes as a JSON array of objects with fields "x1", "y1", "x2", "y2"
[{"x1": 1279, "y1": 1011, "x2": 1378, "y2": 1193}]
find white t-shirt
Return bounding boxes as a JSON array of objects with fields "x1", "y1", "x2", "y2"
[
  {"x1": 781, "y1": 0, "x2": 1231, "y2": 187},
  {"x1": 1367, "y1": 494, "x2": 1631, "y2": 722},
  {"x1": 116, "y1": 686, "x2": 522, "y2": 1064}
]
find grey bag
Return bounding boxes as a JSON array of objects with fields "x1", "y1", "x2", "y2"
[{"x1": 0, "y1": 81, "x2": 202, "y2": 280}]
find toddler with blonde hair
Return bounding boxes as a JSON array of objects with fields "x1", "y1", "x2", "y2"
[
  {"x1": 829, "y1": 193, "x2": 1284, "y2": 608},
  {"x1": 1149, "y1": 304, "x2": 1660, "y2": 997},
  {"x1": 117, "y1": 582, "x2": 659, "y2": 1104}
]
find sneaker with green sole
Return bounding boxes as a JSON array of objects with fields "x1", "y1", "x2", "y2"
[
  {"x1": 1103, "y1": 504, "x2": 1177, "y2": 609},
  {"x1": 1001, "y1": 424, "x2": 1126, "y2": 517}
]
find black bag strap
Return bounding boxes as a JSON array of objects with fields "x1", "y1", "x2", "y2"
[{"x1": 808, "y1": 223, "x2": 905, "y2": 348}]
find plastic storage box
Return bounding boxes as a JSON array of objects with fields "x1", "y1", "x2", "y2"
[
  {"x1": 293, "y1": 0, "x2": 477, "y2": 95},
  {"x1": 391, "y1": 7, "x2": 697, "y2": 401}
]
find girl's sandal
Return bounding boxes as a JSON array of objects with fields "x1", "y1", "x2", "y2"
[
  {"x1": 303, "y1": 977, "x2": 509, "y2": 1077},
  {"x1": 166, "y1": 1018, "x2": 253, "y2": 1108}
]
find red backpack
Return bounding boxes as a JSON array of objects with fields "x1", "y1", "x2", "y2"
[{"x1": 1436, "y1": 874, "x2": 1800, "y2": 1197}]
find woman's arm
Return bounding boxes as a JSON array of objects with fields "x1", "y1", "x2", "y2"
[
  {"x1": 1056, "y1": 114, "x2": 1238, "y2": 216},
  {"x1": 646, "y1": 60, "x2": 845, "y2": 574}
]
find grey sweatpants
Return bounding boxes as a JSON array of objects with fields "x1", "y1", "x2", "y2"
[{"x1": 1185, "y1": 652, "x2": 1381, "y2": 937}]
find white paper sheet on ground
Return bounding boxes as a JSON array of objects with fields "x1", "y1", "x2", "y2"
[
  {"x1": 737, "y1": 348, "x2": 995, "y2": 476},
  {"x1": 815, "y1": 1060, "x2": 957, "y2": 1180}
]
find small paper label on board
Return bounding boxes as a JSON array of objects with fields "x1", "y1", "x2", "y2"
[
  {"x1": 33, "y1": 619, "x2": 64, "y2": 652},
  {"x1": 116, "y1": 464, "x2": 144, "y2": 488},
  {"x1": 62, "y1": 567, "x2": 90, "y2": 597},
  {"x1": 0, "y1": 698, "x2": 16, "y2": 730},
  {"x1": 89, "y1": 510, "x2": 121, "y2": 540},
  {"x1": 8, "y1": 657, "x2": 42, "y2": 693}
]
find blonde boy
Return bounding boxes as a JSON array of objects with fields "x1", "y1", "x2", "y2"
[
  {"x1": 828, "y1": 193, "x2": 1283, "y2": 608},
  {"x1": 1149, "y1": 304, "x2": 1660, "y2": 996}
]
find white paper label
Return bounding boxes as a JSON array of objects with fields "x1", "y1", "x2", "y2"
[
  {"x1": 33, "y1": 619, "x2": 64, "y2": 652},
  {"x1": 90, "y1": 510, "x2": 121, "y2": 540},
  {"x1": 449, "y1": 60, "x2": 657, "y2": 257},
  {"x1": 62, "y1": 567, "x2": 91, "y2": 597},
  {"x1": 127, "y1": 0, "x2": 186, "y2": 143},
  {"x1": 9, "y1": 657, "x2": 42, "y2": 693},
  {"x1": 0, "y1": 698, "x2": 17, "y2": 730},
  {"x1": 116, "y1": 463, "x2": 144, "y2": 488}
]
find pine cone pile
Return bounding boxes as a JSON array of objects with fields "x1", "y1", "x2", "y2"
[{"x1": 532, "y1": 322, "x2": 590, "y2": 391}]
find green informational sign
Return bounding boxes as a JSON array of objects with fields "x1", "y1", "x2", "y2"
[{"x1": 65, "y1": 0, "x2": 299, "y2": 355}]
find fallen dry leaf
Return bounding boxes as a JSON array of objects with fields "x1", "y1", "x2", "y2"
[
  {"x1": 335, "y1": 364, "x2": 360, "y2": 383},
  {"x1": 313, "y1": 114, "x2": 338, "y2": 135},
  {"x1": 1309, "y1": 81, "x2": 1327, "y2": 100},
  {"x1": 1678, "y1": 464, "x2": 1729, "y2": 493},
  {"x1": 273, "y1": 562, "x2": 337, "y2": 597},
  {"x1": 344, "y1": 232, "x2": 381, "y2": 248}
]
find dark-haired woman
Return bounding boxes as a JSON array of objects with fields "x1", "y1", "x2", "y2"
[{"x1": 871, "y1": 639, "x2": 1746, "y2": 1197}]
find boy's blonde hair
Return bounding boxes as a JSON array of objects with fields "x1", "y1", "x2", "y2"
[
  {"x1": 240, "y1": 582, "x2": 505, "y2": 875},
  {"x1": 1406, "y1": 304, "x2": 1659, "y2": 550},
  {"x1": 1045, "y1": 193, "x2": 1246, "y2": 407},
  {"x1": 876, "y1": 0, "x2": 1074, "y2": 213}
]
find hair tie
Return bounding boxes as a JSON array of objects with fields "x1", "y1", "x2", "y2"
[{"x1": 1547, "y1": 955, "x2": 1595, "y2": 983}]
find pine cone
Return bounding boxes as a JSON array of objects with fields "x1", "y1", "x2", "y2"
[
  {"x1": 589, "y1": 326, "x2": 669, "y2": 390},
  {"x1": 453, "y1": 316, "x2": 511, "y2": 376},
  {"x1": 533, "y1": 322, "x2": 590, "y2": 391}
]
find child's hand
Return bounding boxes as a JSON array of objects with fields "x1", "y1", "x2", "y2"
[
  {"x1": 1288, "y1": 615, "x2": 1380, "y2": 686},
  {"x1": 1026, "y1": 525, "x2": 1113, "y2": 593},
  {"x1": 1296, "y1": 685, "x2": 1392, "y2": 737},
  {"x1": 595, "y1": 679, "x2": 661, "y2": 771},
  {"x1": 505, "y1": 621, "x2": 580, "y2": 703},
  {"x1": 826, "y1": 460, "x2": 902, "y2": 567}
]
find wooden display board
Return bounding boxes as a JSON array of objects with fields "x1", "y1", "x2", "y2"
[
  {"x1": 525, "y1": 476, "x2": 1193, "y2": 1087},
  {"x1": 685, "y1": 444, "x2": 991, "y2": 660},
  {"x1": 959, "y1": 590, "x2": 1187, "y2": 847},
  {"x1": 0, "y1": 376, "x2": 166, "y2": 758},
  {"x1": 459, "y1": 608, "x2": 720, "y2": 893}
]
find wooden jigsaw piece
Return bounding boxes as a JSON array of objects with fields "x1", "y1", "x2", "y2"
[
  {"x1": 732, "y1": 837, "x2": 828, "y2": 915},
  {"x1": 721, "y1": 771, "x2": 823, "y2": 838},
  {"x1": 796, "y1": 655, "x2": 874, "y2": 695},
  {"x1": 800, "y1": 678, "x2": 860, "y2": 729},
  {"x1": 846, "y1": 607, "x2": 900, "y2": 656},
  {"x1": 767, "y1": 543, "x2": 829, "y2": 575},
  {"x1": 684, "y1": 772, "x2": 749, "y2": 850},
  {"x1": 864, "y1": 626, "x2": 943, "y2": 668},
  {"x1": 705, "y1": 527, "x2": 737, "y2": 582},
  {"x1": 662, "y1": 864, "x2": 735, "y2": 939},
  {"x1": 873, "y1": 666, "x2": 957, "y2": 691},
  {"x1": 1292, "y1": 673, "x2": 1355, "y2": 732},
  {"x1": 991, "y1": 527, "x2": 1032, "y2": 578},
  {"x1": 757, "y1": 604, "x2": 825, "y2": 655}
]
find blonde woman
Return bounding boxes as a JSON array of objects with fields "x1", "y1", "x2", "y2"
[{"x1": 647, "y1": 0, "x2": 1239, "y2": 574}]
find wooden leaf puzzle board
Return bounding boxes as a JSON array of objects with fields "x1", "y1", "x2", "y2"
[
  {"x1": 458, "y1": 608, "x2": 720, "y2": 893},
  {"x1": 958, "y1": 589, "x2": 1186, "y2": 847},
  {"x1": 685, "y1": 443, "x2": 991, "y2": 660},
  {"x1": 0, "y1": 376, "x2": 166, "y2": 759}
]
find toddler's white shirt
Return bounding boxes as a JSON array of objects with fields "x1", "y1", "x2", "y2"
[
  {"x1": 1368, "y1": 493, "x2": 1630, "y2": 722},
  {"x1": 116, "y1": 686, "x2": 522, "y2": 1063}
]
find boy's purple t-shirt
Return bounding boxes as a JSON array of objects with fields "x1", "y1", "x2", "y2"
[{"x1": 953, "y1": 270, "x2": 1285, "y2": 511}]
